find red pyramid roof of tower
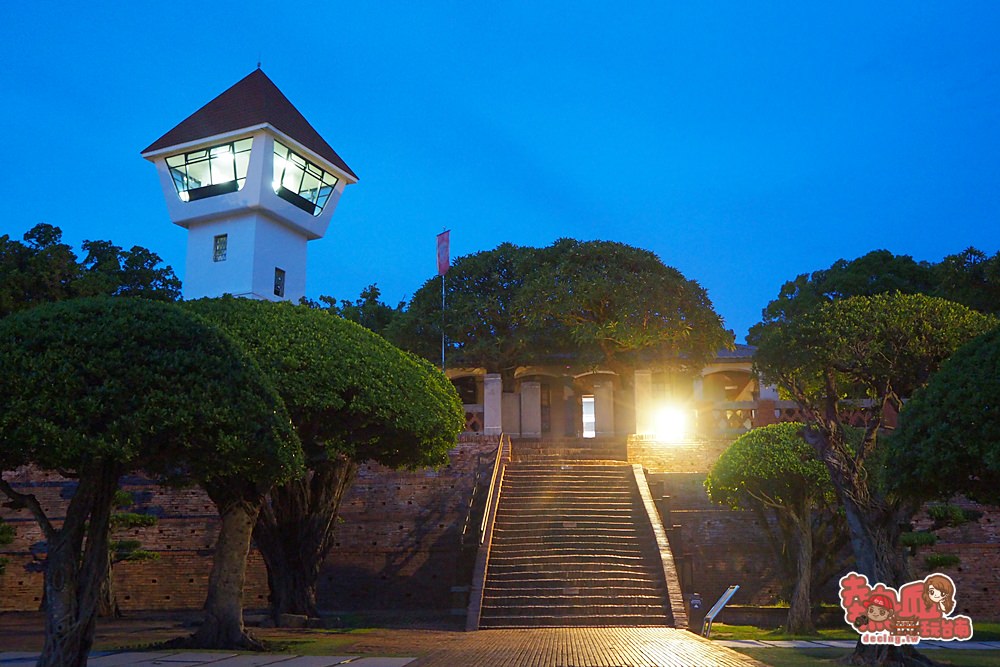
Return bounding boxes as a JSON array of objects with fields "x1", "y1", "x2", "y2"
[{"x1": 142, "y1": 69, "x2": 357, "y2": 180}]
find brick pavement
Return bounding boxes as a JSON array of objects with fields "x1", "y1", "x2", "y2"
[
  {"x1": 0, "y1": 628, "x2": 766, "y2": 666},
  {"x1": 412, "y1": 627, "x2": 768, "y2": 666}
]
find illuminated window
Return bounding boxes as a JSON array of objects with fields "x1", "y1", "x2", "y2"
[
  {"x1": 582, "y1": 395, "x2": 596, "y2": 438},
  {"x1": 166, "y1": 138, "x2": 253, "y2": 202},
  {"x1": 213, "y1": 234, "x2": 227, "y2": 262},
  {"x1": 272, "y1": 141, "x2": 338, "y2": 216},
  {"x1": 274, "y1": 268, "x2": 286, "y2": 297}
]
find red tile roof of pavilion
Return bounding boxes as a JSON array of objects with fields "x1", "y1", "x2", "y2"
[{"x1": 142, "y1": 69, "x2": 357, "y2": 180}]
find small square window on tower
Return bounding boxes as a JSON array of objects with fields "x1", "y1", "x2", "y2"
[
  {"x1": 274, "y1": 267, "x2": 286, "y2": 297},
  {"x1": 213, "y1": 234, "x2": 228, "y2": 262}
]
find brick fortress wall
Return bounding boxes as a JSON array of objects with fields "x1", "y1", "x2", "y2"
[
  {"x1": 628, "y1": 436, "x2": 1000, "y2": 622},
  {"x1": 0, "y1": 436, "x2": 499, "y2": 613}
]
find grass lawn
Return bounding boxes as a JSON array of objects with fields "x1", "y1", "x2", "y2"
[
  {"x1": 735, "y1": 648, "x2": 1000, "y2": 667},
  {"x1": 709, "y1": 622, "x2": 1000, "y2": 641},
  {"x1": 713, "y1": 621, "x2": 1000, "y2": 667}
]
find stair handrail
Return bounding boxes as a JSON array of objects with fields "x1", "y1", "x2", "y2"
[
  {"x1": 631, "y1": 464, "x2": 690, "y2": 630},
  {"x1": 466, "y1": 433, "x2": 510, "y2": 630},
  {"x1": 479, "y1": 434, "x2": 509, "y2": 544},
  {"x1": 459, "y1": 448, "x2": 489, "y2": 548}
]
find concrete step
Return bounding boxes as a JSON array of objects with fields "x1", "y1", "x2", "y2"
[
  {"x1": 483, "y1": 604, "x2": 666, "y2": 619},
  {"x1": 497, "y1": 491, "x2": 634, "y2": 500},
  {"x1": 480, "y1": 459, "x2": 673, "y2": 629},
  {"x1": 487, "y1": 550, "x2": 653, "y2": 563},
  {"x1": 484, "y1": 582, "x2": 663, "y2": 595},
  {"x1": 492, "y1": 519, "x2": 644, "y2": 532},
  {"x1": 479, "y1": 613, "x2": 670, "y2": 628},
  {"x1": 487, "y1": 563, "x2": 661, "y2": 576},
  {"x1": 494, "y1": 510, "x2": 639, "y2": 522},
  {"x1": 491, "y1": 540, "x2": 653, "y2": 556},
  {"x1": 484, "y1": 573, "x2": 663, "y2": 587},
  {"x1": 504, "y1": 465, "x2": 631, "y2": 473},
  {"x1": 488, "y1": 533, "x2": 648, "y2": 546},
  {"x1": 483, "y1": 593, "x2": 664, "y2": 604}
]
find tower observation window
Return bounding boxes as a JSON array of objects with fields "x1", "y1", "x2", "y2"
[
  {"x1": 272, "y1": 141, "x2": 338, "y2": 216},
  {"x1": 166, "y1": 138, "x2": 253, "y2": 202}
]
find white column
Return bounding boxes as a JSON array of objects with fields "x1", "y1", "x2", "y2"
[
  {"x1": 633, "y1": 369, "x2": 653, "y2": 436},
  {"x1": 520, "y1": 381, "x2": 542, "y2": 438},
  {"x1": 693, "y1": 376, "x2": 704, "y2": 401},
  {"x1": 594, "y1": 380, "x2": 616, "y2": 437},
  {"x1": 484, "y1": 373, "x2": 502, "y2": 435}
]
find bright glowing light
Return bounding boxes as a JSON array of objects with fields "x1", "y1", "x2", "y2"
[
  {"x1": 272, "y1": 156, "x2": 287, "y2": 192},
  {"x1": 653, "y1": 405, "x2": 690, "y2": 442}
]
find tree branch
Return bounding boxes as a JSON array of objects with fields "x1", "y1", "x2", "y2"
[{"x1": 0, "y1": 478, "x2": 55, "y2": 540}]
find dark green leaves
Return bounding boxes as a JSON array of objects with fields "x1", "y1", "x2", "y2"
[
  {"x1": 886, "y1": 326, "x2": 1000, "y2": 504},
  {"x1": 0, "y1": 297, "x2": 301, "y2": 487},
  {"x1": 186, "y1": 298, "x2": 464, "y2": 470}
]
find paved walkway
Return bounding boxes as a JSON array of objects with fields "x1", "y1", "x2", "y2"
[
  {"x1": 410, "y1": 628, "x2": 767, "y2": 666},
  {"x1": 6, "y1": 631, "x2": 997, "y2": 666},
  {"x1": 0, "y1": 628, "x2": 765, "y2": 667}
]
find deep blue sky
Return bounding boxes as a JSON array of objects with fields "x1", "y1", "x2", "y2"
[{"x1": 3, "y1": 2, "x2": 998, "y2": 341}]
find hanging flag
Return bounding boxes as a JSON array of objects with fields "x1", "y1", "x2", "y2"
[{"x1": 436, "y1": 230, "x2": 450, "y2": 276}]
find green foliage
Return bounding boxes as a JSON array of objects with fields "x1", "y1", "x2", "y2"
[
  {"x1": 389, "y1": 242, "x2": 550, "y2": 374},
  {"x1": 899, "y1": 531, "x2": 937, "y2": 548},
  {"x1": 931, "y1": 247, "x2": 1000, "y2": 315},
  {"x1": 753, "y1": 293, "x2": 998, "y2": 412},
  {"x1": 706, "y1": 423, "x2": 833, "y2": 511},
  {"x1": 0, "y1": 296, "x2": 300, "y2": 485},
  {"x1": 0, "y1": 520, "x2": 12, "y2": 545},
  {"x1": 0, "y1": 518, "x2": 12, "y2": 575},
  {"x1": 109, "y1": 512, "x2": 158, "y2": 530},
  {"x1": 926, "y1": 504, "x2": 968, "y2": 527},
  {"x1": 751, "y1": 290, "x2": 996, "y2": 583},
  {"x1": 0, "y1": 224, "x2": 180, "y2": 318},
  {"x1": 522, "y1": 239, "x2": 733, "y2": 372},
  {"x1": 753, "y1": 247, "x2": 1000, "y2": 334},
  {"x1": 185, "y1": 297, "x2": 464, "y2": 469},
  {"x1": 886, "y1": 327, "x2": 1000, "y2": 504},
  {"x1": 110, "y1": 539, "x2": 159, "y2": 562},
  {"x1": 924, "y1": 554, "x2": 961, "y2": 570},
  {"x1": 312, "y1": 284, "x2": 404, "y2": 337},
  {"x1": 393, "y1": 239, "x2": 732, "y2": 375}
]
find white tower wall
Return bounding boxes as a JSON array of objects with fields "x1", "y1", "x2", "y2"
[{"x1": 143, "y1": 70, "x2": 356, "y2": 303}]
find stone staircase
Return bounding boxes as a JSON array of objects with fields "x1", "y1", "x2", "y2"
[{"x1": 479, "y1": 462, "x2": 674, "y2": 628}]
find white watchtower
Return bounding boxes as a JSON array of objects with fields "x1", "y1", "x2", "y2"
[{"x1": 142, "y1": 69, "x2": 357, "y2": 302}]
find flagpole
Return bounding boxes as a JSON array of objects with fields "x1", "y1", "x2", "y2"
[
  {"x1": 441, "y1": 273, "x2": 445, "y2": 371},
  {"x1": 436, "y1": 229, "x2": 450, "y2": 372}
]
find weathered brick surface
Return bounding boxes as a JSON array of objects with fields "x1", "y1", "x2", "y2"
[
  {"x1": 637, "y1": 443, "x2": 1000, "y2": 622},
  {"x1": 627, "y1": 439, "x2": 732, "y2": 474},
  {"x1": 319, "y1": 439, "x2": 497, "y2": 609},
  {"x1": 0, "y1": 437, "x2": 498, "y2": 612},
  {"x1": 912, "y1": 544, "x2": 1000, "y2": 620},
  {"x1": 5, "y1": 432, "x2": 999, "y2": 623}
]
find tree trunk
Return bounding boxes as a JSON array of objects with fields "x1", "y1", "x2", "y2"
[
  {"x1": 802, "y1": 426, "x2": 932, "y2": 665},
  {"x1": 187, "y1": 498, "x2": 263, "y2": 650},
  {"x1": 801, "y1": 427, "x2": 911, "y2": 586},
  {"x1": 38, "y1": 462, "x2": 119, "y2": 667},
  {"x1": 840, "y1": 494, "x2": 911, "y2": 586},
  {"x1": 786, "y1": 511, "x2": 815, "y2": 635},
  {"x1": 255, "y1": 457, "x2": 357, "y2": 621},
  {"x1": 848, "y1": 640, "x2": 944, "y2": 666},
  {"x1": 97, "y1": 553, "x2": 122, "y2": 618}
]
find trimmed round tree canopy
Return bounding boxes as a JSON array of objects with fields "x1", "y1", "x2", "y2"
[
  {"x1": 184, "y1": 297, "x2": 465, "y2": 468},
  {"x1": 0, "y1": 296, "x2": 301, "y2": 485},
  {"x1": 888, "y1": 326, "x2": 1000, "y2": 504}
]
